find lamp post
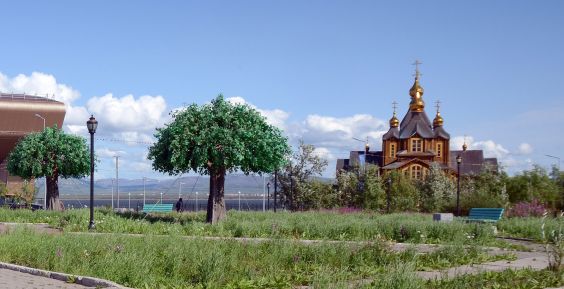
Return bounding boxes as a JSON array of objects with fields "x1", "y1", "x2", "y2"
[
  {"x1": 86, "y1": 115, "x2": 98, "y2": 230},
  {"x1": 195, "y1": 191, "x2": 198, "y2": 211},
  {"x1": 160, "y1": 192, "x2": 163, "y2": 203},
  {"x1": 386, "y1": 177, "x2": 391, "y2": 213},
  {"x1": 456, "y1": 155, "x2": 462, "y2": 217},
  {"x1": 143, "y1": 177, "x2": 146, "y2": 207},
  {"x1": 238, "y1": 191, "x2": 241, "y2": 211},
  {"x1": 545, "y1": 155, "x2": 561, "y2": 172},
  {"x1": 179, "y1": 182, "x2": 185, "y2": 199},
  {"x1": 274, "y1": 170, "x2": 277, "y2": 213},
  {"x1": 267, "y1": 182, "x2": 271, "y2": 210},
  {"x1": 128, "y1": 192, "x2": 131, "y2": 209},
  {"x1": 34, "y1": 113, "x2": 47, "y2": 209}
]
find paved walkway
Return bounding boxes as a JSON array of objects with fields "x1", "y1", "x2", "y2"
[{"x1": 0, "y1": 268, "x2": 92, "y2": 289}]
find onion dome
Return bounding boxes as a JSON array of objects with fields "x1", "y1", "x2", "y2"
[
  {"x1": 389, "y1": 112, "x2": 399, "y2": 127},
  {"x1": 462, "y1": 142, "x2": 468, "y2": 151},
  {"x1": 433, "y1": 112, "x2": 443, "y2": 128},
  {"x1": 409, "y1": 70, "x2": 425, "y2": 112}
]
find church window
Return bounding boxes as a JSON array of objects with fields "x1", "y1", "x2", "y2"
[
  {"x1": 390, "y1": 143, "x2": 396, "y2": 157},
  {"x1": 436, "y1": 143, "x2": 442, "y2": 158},
  {"x1": 411, "y1": 138, "x2": 422, "y2": 152},
  {"x1": 411, "y1": 165, "x2": 423, "y2": 180}
]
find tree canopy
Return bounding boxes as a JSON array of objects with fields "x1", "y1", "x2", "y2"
[
  {"x1": 148, "y1": 95, "x2": 290, "y2": 223},
  {"x1": 7, "y1": 126, "x2": 91, "y2": 210}
]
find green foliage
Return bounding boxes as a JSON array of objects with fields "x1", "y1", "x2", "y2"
[
  {"x1": 387, "y1": 170, "x2": 419, "y2": 212},
  {"x1": 336, "y1": 164, "x2": 386, "y2": 210},
  {"x1": 148, "y1": 95, "x2": 290, "y2": 176},
  {"x1": 457, "y1": 169, "x2": 508, "y2": 214},
  {"x1": 426, "y1": 268, "x2": 563, "y2": 289},
  {"x1": 0, "y1": 182, "x2": 7, "y2": 199},
  {"x1": 12, "y1": 180, "x2": 36, "y2": 204},
  {"x1": 506, "y1": 165, "x2": 561, "y2": 208},
  {"x1": 7, "y1": 126, "x2": 90, "y2": 179},
  {"x1": 418, "y1": 163, "x2": 455, "y2": 213},
  {"x1": 277, "y1": 141, "x2": 329, "y2": 210}
]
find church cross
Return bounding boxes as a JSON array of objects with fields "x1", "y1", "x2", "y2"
[
  {"x1": 435, "y1": 100, "x2": 441, "y2": 113},
  {"x1": 392, "y1": 101, "x2": 398, "y2": 114},
  {"x1": 412, "y1": 59, "x2": 422, "y2": 78}
]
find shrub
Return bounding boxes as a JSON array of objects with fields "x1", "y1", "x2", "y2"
[{"x1": 507, "y1": 199, "x2": 547, "y2": 218}]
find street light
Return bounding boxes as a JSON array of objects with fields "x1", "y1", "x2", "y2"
[
  {"x1": 267, "y1": 182, "x2": 271, "y2": 210},
  {"x1": 34, "y1": 113, "x2": 47, "y2": 209},
  {"x1": 86, "y1": 115, "x2": 98, "y2": 230},
  {"x1": 160, "y1": 192, "x2": 163, "y2": 203},
  {"x1": 545, "y1": 155, "x2": 561, "y2": 172},
  {"x1": 128, "y1": 192, "x2": 131, "y2": 209},
  {"x1": 238, "y1": 191, "x2": 241, "y2": 211},
  {"x1": 456, "y1": 155, "x2": 462, "y2": 217},
  {"x1": 195, "y1": 191, "x2": 199, "y2": 211},
  {"x1": 179, "y1": 182, "x2": 185, "y2": 199},
  {"x1": 386, "y1": 177, "x2": 391, "y2": 213}
]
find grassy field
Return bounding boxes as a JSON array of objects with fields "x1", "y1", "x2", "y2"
[
  {"x1": 0, "y1": 208, "x2": 561, "y2": 243},
  {"x1": 0, "y1": 208, "x2": 562, "y2": 288},
  {"x1": 0, "y1": 228, "x2": 548, "y2": 289}
]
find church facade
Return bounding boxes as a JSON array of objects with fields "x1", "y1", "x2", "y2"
[{"x1": 336, "y1": 64, "x2": 497, "y2": 179}]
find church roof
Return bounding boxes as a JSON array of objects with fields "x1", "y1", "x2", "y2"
[
  {"x1": 399, "y1": 110, "x2": 434, "y2": 139},
  {"x1": 382, "y1": 127, "x2": 399, "y2": 140},
  {"x1": 433, "y1": 125, "x2": 450, "y2": 139},
  {"x1": 449, "y1": 150, "x2": 495, "y2": 175}
]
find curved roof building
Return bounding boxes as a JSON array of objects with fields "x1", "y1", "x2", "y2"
[{"x1": 0, "y1": 93, "x2": 66, "y2": 195}]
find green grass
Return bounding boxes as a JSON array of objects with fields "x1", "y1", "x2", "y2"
[
  {"x1": 0, "y1": 208, "x2": 503, "y2": 245},
  {"x1": 0, "y1": 228, "x2": 518, "y2": 289}
]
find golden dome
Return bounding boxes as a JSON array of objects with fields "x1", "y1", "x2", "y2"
[
  {"x1": 409, "y1": 77, "x2": 425, "y2": 112},
  {"x1": 389, "y1": 112, "x2": 399, "y2": 127},
  {"x1": 433, "y1": 111, "x2": 443, "y2": 127}
]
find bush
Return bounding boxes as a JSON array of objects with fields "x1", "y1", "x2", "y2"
[{"x1": 506, "y1": 199, "x2": 547, "y2": 218}]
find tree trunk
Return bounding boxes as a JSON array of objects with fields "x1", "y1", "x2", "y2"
[
  {"x1": 46, "y1": 175, "x2": 63, "y2": 211},
  {"x1": 206, "y1": 168, "x2": 226, "y2": 224}
]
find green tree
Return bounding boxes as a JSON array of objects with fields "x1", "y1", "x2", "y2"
[
  {"x1": 148, "y1": 95, "x2": 290, "y2": 223},
  {"x1": 277, "y1": 141, "x2": 328, "y2": 211},
  {"x1": 386, "y1": 170, "x2": 418, "y2": 212},
  {"x1": 7, "y1": 127, "x2": 91, "y2": 211},
  {"x1": 507, "y1": 165, "x2": 560, "y2": 208},
  {"x1": 336, "y1": 164, "x2": 385, "y2": 210},
  {"x1": 458, "y1": 167, "x2": 509, "y2": 214},
  {"x1": 418, "y1": 163, "x2": 455, "y2": 212}
]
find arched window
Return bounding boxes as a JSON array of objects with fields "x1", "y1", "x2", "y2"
[{"x1": 411, "y1": 164, "x2": 423, "y2": 180}]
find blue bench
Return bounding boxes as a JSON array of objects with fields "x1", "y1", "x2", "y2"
[
  {"x1": 466, "y1": 208, "x2": 504, "y2": 223},
  {"x1": 142, "y1": 204, "x2": 174, "y2": 213}
]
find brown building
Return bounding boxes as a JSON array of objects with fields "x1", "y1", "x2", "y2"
[
  {"x1": 336, "y1": 65, "x2": 497, "y2": 179},
  {"x1": 0, "y1": 93, "x2": 66, "y2": 196}
]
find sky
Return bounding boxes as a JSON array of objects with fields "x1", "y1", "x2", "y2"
[{"x1": 0, "y1": 1, "x2": 563, "y2": 180}]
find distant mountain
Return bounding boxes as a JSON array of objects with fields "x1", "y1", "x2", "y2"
[{"x1": 52, "y1": 174, "x2": 334, "y2": 198}]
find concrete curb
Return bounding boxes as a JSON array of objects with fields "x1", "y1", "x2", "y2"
[{"x1": 0, "y1": 261, "x2": 131, "y2": 288}]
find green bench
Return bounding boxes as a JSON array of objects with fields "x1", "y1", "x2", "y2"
[
  {"x1": 466, "y1": 208, "x2": 504, "y2": 223},
  {"x1": 142, "y1": 203, "x2": 174, "y2": 213}
]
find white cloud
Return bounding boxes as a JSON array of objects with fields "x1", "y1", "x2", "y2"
[
  {"x1": 97, "y1": 148, "x2": 126, "y2": 158},
  {"x1": 451, "y1": 135, "x2": 509, "y2": 159},
  {"x1": 518, "y1": 143, "x2": 533, "y2": 155},
  {"x1": 0, "y1": 72, "x2": 80, "y2": 104},
  {"x1": 86, "y1": 93, "x2": 168, "y2": 133},
  {"x1": 226, "y1": 96, "x2": 290, "y2": 130}
]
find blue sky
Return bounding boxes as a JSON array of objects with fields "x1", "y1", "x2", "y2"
[{"x1": 1, "y1": 1, "x2": 563, "y2": 179}]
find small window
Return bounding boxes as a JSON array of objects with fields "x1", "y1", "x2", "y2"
[
  {"x1": 436, "y1": 143, "x2": 442, "y2": 158},
  {"x1": 411, "y1": 165, "x2": 423, "y2": 180},
  {"x1": 390, "y1": 143, "x2": 396, "y2": 157},
  {"x1": 411, "y1": 139, "x2": 422, "y2": 152}
]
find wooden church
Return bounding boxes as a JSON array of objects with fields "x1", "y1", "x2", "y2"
[{"x1": 336, "y1": 62, "x2": 498, "y2": 179}]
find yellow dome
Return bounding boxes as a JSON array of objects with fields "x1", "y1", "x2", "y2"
[
  {"x1": 409, "y1": 78, "x2": 425, "y2": 112},
  {"x1": 433, "y1": 111, "x2": 443, "y2": 127},
  {"x1": 389, "y1": 113, "x2": 399, "y2": 127}
]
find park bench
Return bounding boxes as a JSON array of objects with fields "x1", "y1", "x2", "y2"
[
  {"x1": 466, "y1": 208, "x2": 504, "y2": 223},
  {"x1": 142, "y1": 204, "x2": 174, "y2": 213}
]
